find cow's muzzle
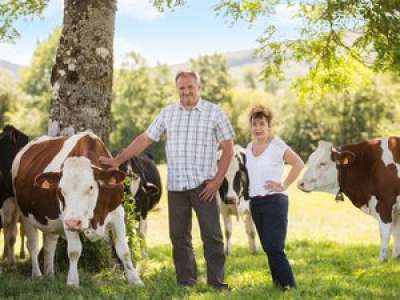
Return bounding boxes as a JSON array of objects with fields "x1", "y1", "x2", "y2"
[
  {"x1": 64, "y1": 218, "x2": 83, "y2": 231},
  {"x1": 297, "y1": 182, "x2": 311, "y2": 192},
  {"x1": 225, "y1": 197, "x2": 239, "y2": 205}
]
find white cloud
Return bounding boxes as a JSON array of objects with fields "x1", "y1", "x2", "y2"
[
  {"x1": 43, "y1": 0, "x2": 64, "y2": 18},
  {"x1": 273, "y1": 3, "x2": 301, "y2": 26},
  {"x1": 113, "y1": 37, "x2": 160, "y2": 67},
  {"x1": 45, "y1": 0, "x2": 161, "y2": 21},
  {"x1": 0, "y1": 42, "x2": 33, "y2": 66},
  {"x1": 117, "y1": 0, "x2": 162, "y2": 20}
]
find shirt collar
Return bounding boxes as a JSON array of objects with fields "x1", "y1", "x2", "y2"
[{"x1": 178, "y1": 98, "x2": 204, "y2": 111}]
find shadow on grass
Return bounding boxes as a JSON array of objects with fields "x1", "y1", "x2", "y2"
[{"x1": 0, "y1": 240, "x2": 399, "y2": 299}]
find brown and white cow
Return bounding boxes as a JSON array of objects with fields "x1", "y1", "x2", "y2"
[
  {"x1": 298, "y1": 139, "x2": 400, "y2": 261},
  {"x1": 217, "y1": 145, "x2": 257, "y2": 255},
  {"x1": 11, "y1": 132, "x2": 143, "y2": 287}
]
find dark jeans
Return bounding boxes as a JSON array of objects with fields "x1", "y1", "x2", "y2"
[
  {"x1": 250, "y1": 193, "x2": 296, "y2": 288},
  {"x1": 168, "y1": 184, "x2": 225, "y2": 286}
]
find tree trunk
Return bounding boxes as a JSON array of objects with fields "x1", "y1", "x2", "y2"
[
  {"x1": 47, "y1": 0, "x2": 117, "y2": 272},
  {"x1": 49, "y1": 0, "x2": 116, "y2": 142}
]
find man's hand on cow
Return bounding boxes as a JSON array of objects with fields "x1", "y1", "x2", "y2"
[
  {"x1": 99, "y1": 156, "x2": 120, "y2": 169},
  {"x1": 264, "y1": 180, "x2": 286, "y2": 192},
  {"x1": 199, "y1": 177, "x2": 222, "y2": 202}
]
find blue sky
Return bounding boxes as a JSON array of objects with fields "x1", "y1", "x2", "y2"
[{"x1": 0, "y1": 0, "x2": 300, "y2": 66}]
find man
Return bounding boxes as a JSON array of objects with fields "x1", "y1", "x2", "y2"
[{"x1": 100, "y1": 71, "x2": 234, "y2": 289}]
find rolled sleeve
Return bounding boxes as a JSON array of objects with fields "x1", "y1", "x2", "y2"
[
  {"x1": 145, "y1": 110, "x2": 165, "y2": 142},
  {"x1": 215, "y1": 109, "x2": 235, "y2": 143}
]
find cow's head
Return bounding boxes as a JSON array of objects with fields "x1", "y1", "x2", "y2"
[
  {"x1": 123, "y1": 159, "x2": 160, "y2": 199},
  {"x1": 298, "y1": 141, "x2": 356, "y2": 194},
  {"x1": 0, "y1": 125, "x2": 29, "y2": 175},
  {"x1": 0, "y1": 125, "x2": 29, "y2": 202},
  {"x1": 34, "y1": 156, "x2": 125, "y2": 232},
  {"x1": 219, "y1": 145, "x2": 249, "y2": 205}
]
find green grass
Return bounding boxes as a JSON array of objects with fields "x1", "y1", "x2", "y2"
[{"x1": 1, "y1": 165, "x2": 399, "y2": 299}]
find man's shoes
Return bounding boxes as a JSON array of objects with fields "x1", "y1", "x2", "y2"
[
  {"x1": 208, "y1": 282, "x2": 230, "y2": 290},
  {"x1": 178, "y1": 281, "x2": 196, "y2": 289}
]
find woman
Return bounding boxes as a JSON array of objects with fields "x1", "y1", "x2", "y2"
[{"x1": 245, "y1": 104, "x2": 304, "y2": 290}]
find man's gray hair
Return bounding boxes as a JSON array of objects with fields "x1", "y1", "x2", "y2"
[{"x1": 175, "y1": 70, "x2": 201, "y2": 84}]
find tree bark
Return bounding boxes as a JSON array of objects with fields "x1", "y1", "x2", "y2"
[{"x1": 49, "y1": 0, "x2": 116, "y2": 142}]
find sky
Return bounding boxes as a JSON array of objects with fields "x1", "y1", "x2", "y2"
[{"x1": 0, "y1": 0, "x2": 300, "y2": 67}]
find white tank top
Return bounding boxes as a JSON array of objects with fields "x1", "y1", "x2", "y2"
[{"x1": 245, "y1": 138, "x2": 289, "y2": 197}]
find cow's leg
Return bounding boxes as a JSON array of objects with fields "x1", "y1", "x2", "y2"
[
  {"x1": 138, "y1": 217, "x2": 148, "y2": 257},
  {"x1": 244, "y1": 213, "x2": 257, "y2": 255},
  {"x1": 221, "y1": 208, "x2": 233, "y2": 256},
  {"x1": 19, "y1": 222, "x2": 25, "y2": 259},
  {"x1": 2, "y1": 197, "x2": 18, "y2": 270},
  {"x1": 23, "y1": 219, "x2": 42, "y2": 277},
  {"x1": 43, "y1": 233, "x2": 59, "y2": 276},
  {"x1": 65, "y1": 230, "x2": 82, "y2": 287},
  {"x1": 392, "y1": 213, "x2": 400, "y2": 258},
  {"x1": 111, "y1": 206, "x2": 143, "y2": 286},
  {"x1": 378, "y1": 220, "x2": 392, "y2": 262}
]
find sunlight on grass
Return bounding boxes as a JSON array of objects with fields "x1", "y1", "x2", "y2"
[{"x1": 1, "y1": 164, "x2": 399, "y2": 299}]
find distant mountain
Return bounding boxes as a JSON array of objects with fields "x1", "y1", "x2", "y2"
[
  {"x1": 0, "y1": 49, "x2": 308, "y2": 88},
  {"x1": 0, "y1": 59, "x2": 23, "y2": 80},
  {"x1": 169, "y1": 49, "x2": 308, "y2": 89}
]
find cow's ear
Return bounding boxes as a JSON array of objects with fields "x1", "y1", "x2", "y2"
[
  {"x1": 34, "y1": 172, "x2": 61, "y2": 190},
  {"x1": 4, "y1": 125, "x2": 17, "y2": 144},
  {"x1": 143, "y1": 182, "x2": 160, "y2": 196},
  {"x1": 331, "y1": 148, "x2": 355, "y2": 166},
  {"x1": 94, "y1": 168, "x2": 126, "y2": 187}
]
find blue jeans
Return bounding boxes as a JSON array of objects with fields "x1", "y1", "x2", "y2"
[{"x1": 250, "y1": 193, "x2": 296, "y2": 288}]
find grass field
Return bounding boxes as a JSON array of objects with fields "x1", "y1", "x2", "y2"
[{"x1": 0, "y1": 165, "x2": 399, "y2": 299}]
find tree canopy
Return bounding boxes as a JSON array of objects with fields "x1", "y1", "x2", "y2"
[{"x1": 153, "y1": 0, "x2": 400, "y2": 80}]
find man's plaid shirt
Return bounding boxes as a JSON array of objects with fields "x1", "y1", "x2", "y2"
[{"x1": 146, "y1": 98, "x2": 234, "y2": 191}]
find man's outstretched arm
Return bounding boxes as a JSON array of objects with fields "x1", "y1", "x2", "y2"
[{"x1": 100, "y1": 133, "x2": 154, "y2": 169}]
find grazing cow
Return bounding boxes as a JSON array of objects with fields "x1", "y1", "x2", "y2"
[
  {"x1": 217, "y1": 145, "x2": 257, "y2": 255},
  {"x1": 122, "y1": 153, "x2": 162, "y2": 256},
  {"x1": 0, "y1": 125, "x2": 29, "y2": 268},
  {"x1": 11, "y1": 132, "x2": 143, "y2": 287},
  {"x1": 298, "y1": 139, "x2": 400, "y2": 261}
]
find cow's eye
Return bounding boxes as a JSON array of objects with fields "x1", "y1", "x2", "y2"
[
  {"x1": 88, "y1": 185, "x2": 94, "y2": 192},
  {"x1": 319, "y1": 162, "x2": 326, "y2": 167}
]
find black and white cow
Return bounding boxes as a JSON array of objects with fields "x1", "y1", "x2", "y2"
[
  {"x1": 0, "y1": 125, "x2": 29, "y2": 268},
  {"x1": 217, "y1": 145, "x2": 257, "y2": 255},
  {"x1": 123, "y1": 153, "x2": 162, "y2": 256}
]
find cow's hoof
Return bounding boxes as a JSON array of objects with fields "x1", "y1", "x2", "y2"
[
  {"x1": 67, "y1": 281, "x2": 79, "y2": 288},
  {"x1": 379, "y1": 255, "x2": 388, "y2": 263},
  {"x1": 250, "y1": 250, "x2": 258, "y2": 255},
  {"x1": 135, "y1": 279, "x2": 145, "y2": 287},
  {"x1": 128, "y1": 275, "x2": 144, "y2": 287},
  {"x1": 8, "y1": 264, "x2": 17, "y2": 272},
  {"x1": 32, "y1": 273, "x2": 42, "y2": 279}
]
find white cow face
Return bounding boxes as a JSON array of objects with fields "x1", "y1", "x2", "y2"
[
  {"x1": 35, "y1": 156, "x2": 125, "y2": 232},
  {"x1": 298, "y1": 141, "x2": 339, "y2": 194},
  {"x1": 219, "y1": 145, "x2": 248, "y2": 205}
]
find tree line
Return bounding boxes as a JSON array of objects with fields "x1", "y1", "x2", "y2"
[{"x1": 1, "y1": 27, "x2": 400, "y2": 162}]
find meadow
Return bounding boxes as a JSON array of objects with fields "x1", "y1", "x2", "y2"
[{"x1": 0, "y1": 165, "x2": 399, "y2": 299}]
